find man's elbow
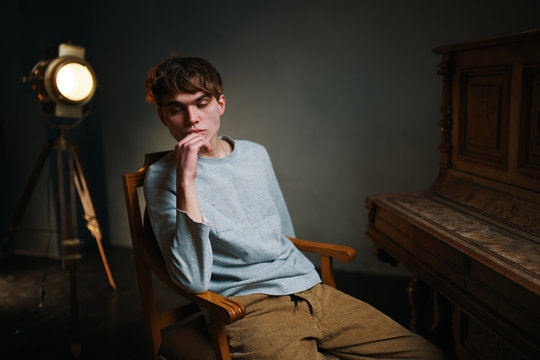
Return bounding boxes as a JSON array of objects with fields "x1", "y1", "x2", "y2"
[
  {"x1": 180, "y1": 280, "x2": 209, "y2": 294},
  {"x1": 168, "y1": 265, "x2": 210, "y2": 294}
]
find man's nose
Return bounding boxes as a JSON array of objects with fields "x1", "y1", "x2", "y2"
[{"x1": 186, "y1": 106, "x2": 199, "y2": 124}]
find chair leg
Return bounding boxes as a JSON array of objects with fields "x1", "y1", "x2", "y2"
[
  {"x1": 132, "y1": 250, "x2": 161, "y2": 360},
  {"x1": 209, "y1": 314, "x2": 231, "y2": 360}
]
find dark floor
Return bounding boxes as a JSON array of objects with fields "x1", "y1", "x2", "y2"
[{"x1": 0, "y1": 246, "x2": 412, "y2": 360}]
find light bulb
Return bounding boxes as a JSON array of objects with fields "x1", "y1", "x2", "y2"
[{"x1": 55, "y1": 62, "x2": 94, "y2": 101}]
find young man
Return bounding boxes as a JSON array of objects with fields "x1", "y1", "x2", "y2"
[{"x1": 144, "y1": 55, "x2": 444, "y2": 359}]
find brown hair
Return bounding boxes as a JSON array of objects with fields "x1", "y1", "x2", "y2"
[{"x1": 145, "y1": 55, "x2": 223, "y2": 106}]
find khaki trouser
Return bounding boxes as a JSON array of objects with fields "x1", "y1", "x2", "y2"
[{"x1": 227, "y1": 284, "x2": 445, "y2": 360}]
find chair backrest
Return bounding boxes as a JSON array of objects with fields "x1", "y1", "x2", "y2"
[
  {"x1": 123, "y1": 151, "x2": 180, "y2": 287},
  {"x1": 122, "y1": 151, "x2": 201, "y2": 360}
]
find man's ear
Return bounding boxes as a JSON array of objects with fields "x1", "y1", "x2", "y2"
[
  {"x1": 218, "y1": 94, "x2": 226, "y2": 116},
  {"x1": 157, "y1": 107, "x2": 167, "y2": 126}
]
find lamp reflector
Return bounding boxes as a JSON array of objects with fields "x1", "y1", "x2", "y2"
[{"x1": 55, "y1": 63, "x2": 94, "y2": 101}]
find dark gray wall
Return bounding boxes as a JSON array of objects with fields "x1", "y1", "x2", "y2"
[{"x1": 2, "y1": 0, "x2": 540, "y2": 273}]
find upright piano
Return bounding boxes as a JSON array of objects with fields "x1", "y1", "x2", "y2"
[{"x1": 365, "y1": 30, "x2": 540, "y2": 359}]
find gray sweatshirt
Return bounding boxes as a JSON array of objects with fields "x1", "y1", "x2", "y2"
[{"x1": 144, "y1": 138, "x2": 321, "y2": 297}]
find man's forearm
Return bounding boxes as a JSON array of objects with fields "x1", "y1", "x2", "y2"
[{"x1": 177, "y1": 181, "x2": 204, "y2": 223}]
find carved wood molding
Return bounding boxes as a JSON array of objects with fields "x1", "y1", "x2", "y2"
[
  {"x1": 457, "y1": 65, "x2": 511, "y2": 169},
  {"x1": 437, "y1": 54, "x2": 453, "y2": 169},
  {"x1": 365, "y1": 197, "x2": 376, "y2": 225},
  {"x1": 519, "y1": 64, "x2": 540, "y2": 174}
]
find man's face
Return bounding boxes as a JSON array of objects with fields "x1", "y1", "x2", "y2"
[{"x1": 157, "y1": 90, "x2": 226, "y2": 147}]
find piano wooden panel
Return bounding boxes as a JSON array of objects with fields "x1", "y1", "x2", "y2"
[
  {"x1": 365, "y1": 30, "x2": 540, "y2": 359},
  {"x1": 520, "y1": 65, "x2": 540, "y2": 171}
]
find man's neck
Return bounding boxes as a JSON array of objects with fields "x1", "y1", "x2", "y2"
[{"x1": 199, "y1": 137, "x2": 232, "y2": 159}]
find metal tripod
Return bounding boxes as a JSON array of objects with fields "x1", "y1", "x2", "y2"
[{"x1": 4, "y1": 128, "x2": 117, "y2": 357}]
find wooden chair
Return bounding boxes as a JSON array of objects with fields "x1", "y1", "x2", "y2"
[{"x1": 122, "y1": 151, "x2": 357, "y2": 360}]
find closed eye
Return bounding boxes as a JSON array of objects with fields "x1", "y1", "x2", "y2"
[
  {"x1": 169, "y1": 107, "x2": 184, "y2": 114},
  {"x1": 197, "y1": 102, "x2": 209, "y2": 109}
]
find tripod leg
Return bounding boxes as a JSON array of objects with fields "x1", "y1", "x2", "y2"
[
  {"x1": 57, "y1": 145, "x2": 82, "y2": 358},
  {"x1": 69, "y1": 145, "x2": 117, "y2": 290},
  {"x1": 68, "y1": 253, "x2": 82, "y2": 359},
  {"x1": 3, "y1": 141, "x2": 54, "y2": 255}
]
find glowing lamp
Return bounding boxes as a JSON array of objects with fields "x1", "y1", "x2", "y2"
[{"x1": 25, "y1": 43, "x2": 96, "y2": 119}]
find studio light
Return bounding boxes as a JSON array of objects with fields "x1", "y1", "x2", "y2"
[
  {"x1": 24, "y1": 42, "x2": 96, "y2": 120},
  {"x1": 7, "y1": 42, "x2": 115, "y2": 357}
]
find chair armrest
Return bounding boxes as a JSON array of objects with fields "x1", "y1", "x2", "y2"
[
  {"x1": 287, "y1": 236, "x2": 356, "y2": 263},
  {"x1": 193, "y1": 291, "x2": 246, "y2": 324},
  {"x1": 164, "y1": 280, "x2": 246, "y2": 325}
]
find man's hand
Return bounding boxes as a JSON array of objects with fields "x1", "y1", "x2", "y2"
[
  {"x1": 175, "y1": 133, "x2": 213, "y2": 186},
  {"x1": 175, "y1": 133, "x2": 212, "y2": 222}
]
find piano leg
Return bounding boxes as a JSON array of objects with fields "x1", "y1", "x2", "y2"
[
  {"x1": 432, "y1": 291, "x2": 455, "y2": 354},
  {"x1": 408, "y1": 277, "x2": 430, "y2": 334},
  {"x1": 408, "y1": 277, "x2": 455, "y2": 355}
]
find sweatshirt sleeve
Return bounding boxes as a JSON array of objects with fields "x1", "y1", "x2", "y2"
[{"x1": 143, "y1": 157, "x2": 213, "y2": 294}]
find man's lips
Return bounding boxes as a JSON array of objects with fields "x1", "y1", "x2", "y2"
[{"x1": 187, "y1": 129, "x2": 206, "y2": 135}]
